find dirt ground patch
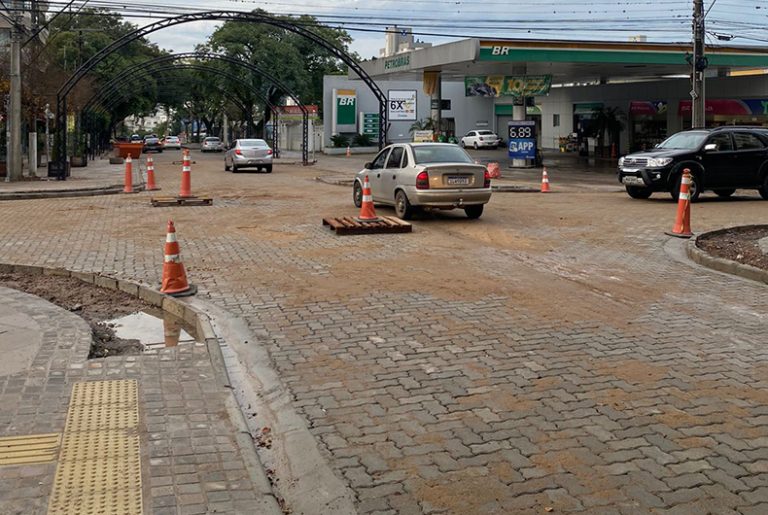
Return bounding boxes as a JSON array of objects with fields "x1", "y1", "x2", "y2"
[
  {"x1": 0, "y1": 271, "x2": 150, "y2": 358},
  {"x1": 697, "y1": 225, "x2": 768, "y2": 271}
]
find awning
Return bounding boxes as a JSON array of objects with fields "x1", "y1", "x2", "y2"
[{"x1": 678, "y1": 99, "x2": 768, "y2": 116}]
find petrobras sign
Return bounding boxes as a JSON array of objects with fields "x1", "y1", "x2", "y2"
[
  {"x1": 332, "y1": 89, "x2": 357, "y2": 133},
  {"x1": 388, "y1": 90, "x2": 417, "y2": 121},
  {"x1": 508, "y1": 120, "x2": 537, "y2": 160}
]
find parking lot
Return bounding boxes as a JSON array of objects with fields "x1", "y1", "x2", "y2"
[{"x1": 2, "y1": 150, "x2": 768, "y2": 514}]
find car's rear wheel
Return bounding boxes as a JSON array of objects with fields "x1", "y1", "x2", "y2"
[
  {"x1": 464, "y1": 205, "x2": 484, "y2": 219},
  {"x1": 473, "y1": 142, "x2": 478, "y2": 150},
  {"x1": 671, "y1": 172, "x2": 701, "y2": 202},
  {"x1": 265, "y1": 165, "x2": 273, "y2": 173},
  {"x1": 625, "y1": 186, "x2": 653, "y2": 199},
  {"x1": 395, "y1": 190, "x2": 414, "y2": 220},
  {"x1": 232, "y1": 163, "x2": 238, "y2": 173},
  {"x1": 225, "y1": 160, "x2": 231, "y2": 171},
  {"x1": 353, "y1": 181, "x2": 363, "y2": 208},
  {"x1": 758, "y1": 175, "x2": 768, "y2": 200},
  {"x1": 714, "y1": 189, "x2": 735, "y2": 198},
  {"x1": 460, "y1": 141, "x2": 466, "y2": 148}
]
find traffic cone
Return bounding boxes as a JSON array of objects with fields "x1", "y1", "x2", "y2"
[
  {"x1": 666, "y1": 169, "x2": 693, "y2": 238},
  {"x1": 357, "y1": 175, "x2": 379, "y2": 222},
  {"x1": 179, "y1": 149, "x2": 192, "y2": 198},
  {"x1": 160, "y1": 220, "x2": 197, "y2": 297},
  {"x1": 146, "y1": 155, "x2": 159, "y2": 191},
  {"x1": 346, "y1": 145, "x2": 351, "y2": 158},
  {"x1": 541, "y1": 167, "x2": 551, "y2": 193},
  {"x1": 123, "y1": 156, "x2": 134, "y2": 193}
]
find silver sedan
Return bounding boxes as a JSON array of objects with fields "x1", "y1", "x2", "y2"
[
  {"x1": 353, "y1": 143, "x2": 492, "y2": 219},
  {"x1": 224, "y1": 139, "x2": 274, "y2": 173}
]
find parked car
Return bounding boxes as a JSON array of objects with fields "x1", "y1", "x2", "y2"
[
  {"x1": 142, "y1": 134, "x2": 163, "y2": 153},
  {"x1": 353, "y1": 143, "x2": 492, "y2": 220},
  {"x1": 224, "y1": 139, "x2": 273, "y2": 173},
  {"x1": 201, "y1": 137, "x2": 223, "y2": 152},
  {"x1": 618, "y1": 126, "x2": 768, "y2": 201},
  {"x1": 460, "y1": 130, "x2": 502, "y2": 150},
  {"x1": 163, "y1": 135, "x2": 181, "y2": 150},
  {"x1": 130, "y1": 134, "x2": 142, "y2": 142}
]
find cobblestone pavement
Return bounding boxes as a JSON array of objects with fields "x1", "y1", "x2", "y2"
[
  {"x1": 1, "y1": 150, "x2": 768, "y2": 514},
  {"x1": 0, "y1": 287, "x2": 277, "y2": 514}
]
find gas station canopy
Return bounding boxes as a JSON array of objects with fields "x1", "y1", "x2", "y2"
[{"x1": 357, "y1": 38, "x2": 768, "y2": 84}]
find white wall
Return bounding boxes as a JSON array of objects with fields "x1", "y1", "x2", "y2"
[{"x1": 323, "y1": 75, "x2": 493, "y2": 147}]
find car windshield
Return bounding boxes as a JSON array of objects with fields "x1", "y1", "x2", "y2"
[
  {"x1": 239, "y1": 139, "x2": 269, "y2": 148},
  {"x1": 656, "y1": 132, "x2": 708, "y2": 150},
  {"x1": 412, "y1": 145, "x2": 474, "y2": 164},
  {"x1": 477, "y1": 130, "x2": 495, "y2": 135}
]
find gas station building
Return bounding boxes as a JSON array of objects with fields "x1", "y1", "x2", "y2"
[{"x1": 324, "y1": 38, "x2": 768, "y2": 156}]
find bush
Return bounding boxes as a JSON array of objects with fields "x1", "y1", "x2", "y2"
[
  {"x1": 352, "y1": 133, "x2": 373, "y2": 147},
  {"x1": 330, "y1": 134, "x2": 349, "y2": 148}
]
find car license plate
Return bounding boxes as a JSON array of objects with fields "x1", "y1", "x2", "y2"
[
  {"x1": 447, "y1": 176, "x2": 470, "y2": 186},
  {"x1": 622, "y1": 176, "x2": 645, "y2": 186}
]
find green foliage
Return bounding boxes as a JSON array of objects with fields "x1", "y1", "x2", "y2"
[
  {"x1": 331, "y1": 134, "x2": 349, "y2": 148},
  {"x1": 409, "y1": 118, "x2": 435, "y2": 133},
  {"x1": 352, "y1": 133, "x2": 373, "y2": 147}
]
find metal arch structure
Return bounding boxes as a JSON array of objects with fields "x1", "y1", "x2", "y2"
[
  {"x1": 83, "y1": 69, "x2": 258, "y2": 150},
  {"x1": 54, "y1": 11, "x2": 387, "y2": 176},
  {"x1": 80, "y1": 52, "x2": 307, "y2": 160},
  {"x1": 86, "y1": 79, "x2": 256, "y2": 159},
  {"x1": 82, "y1": 63, "x2": 280, "y2": 152}
]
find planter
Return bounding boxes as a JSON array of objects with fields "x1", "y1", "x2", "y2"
[
  {"x1": 112, "y1": 142, "x2": 143, "y2": 159},
  {"x1": 70, "y1": 156, "x2": 87, "y2": 168}
]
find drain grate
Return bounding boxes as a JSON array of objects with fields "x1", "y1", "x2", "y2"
[
  {"x1": 0, "y1": 433, "x2": 61, "y2": 466},
  {"x1": 48, "y1": 380, "x2": 143, "y2": 515}
]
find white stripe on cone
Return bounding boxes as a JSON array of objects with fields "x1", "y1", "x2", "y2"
[
  {"x1": 166, "y1": 233, "x2": 177, "y2": 243},
  {"x1": 164, "y1": 254, "x2": 180, "y2": 263}
]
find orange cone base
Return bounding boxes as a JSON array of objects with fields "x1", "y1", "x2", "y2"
[
  {"x1": 665, "y1": 230, "x2": 693, "y2": 239},
  {"x1": 163, "y1": 283, "x2": 197, "y2": 297},
  {"x1": 161, "y1": 262, "x2": 196, "y2": 296},
  {"x1": 356, "y1": 216, "x2": 381, "y2": 223}
]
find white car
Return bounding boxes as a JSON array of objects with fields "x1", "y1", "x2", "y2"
[
  {"x1": 224, "y1": 139, "x2": 273, "y2": 173},
  {"x1": 163, "y1": 135, "x2": 181, "y2": 150},
  {"x1": 461, "y1": 130, "x2": 502, "y2": 149},
  {"x1": 201, "y1": 137, "x2": 223, "y2": 152}
]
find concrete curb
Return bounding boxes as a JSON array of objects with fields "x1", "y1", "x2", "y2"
[
  {"x1": 0, "y1": 183, "x2": 146, "y2": 201},
  {"x1": 0, "y1": 262, "x2": 283, "y2": 514},
  {"x1": 686, "y1": 226, "x2": 768, "y2": 285}
]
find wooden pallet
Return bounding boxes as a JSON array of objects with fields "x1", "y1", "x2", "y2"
[
  {"x1": 322, "y1": 216, "x2": 412, "y2": 235},
  {"x1": 151, "y1": 195, "x2": 212, "y2": 207}
]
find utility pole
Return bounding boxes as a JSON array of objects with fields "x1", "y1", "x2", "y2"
[
  {"x1": 691, "y1": 0, "x2": 707, "y2": 129},
  {"x1": 7, "y1": 0, "x2": 23, "y2": 182}
]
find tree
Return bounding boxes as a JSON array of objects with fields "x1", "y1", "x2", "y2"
[{"x1": 203, "y1": 10, "x2": 353, "y2": 134}]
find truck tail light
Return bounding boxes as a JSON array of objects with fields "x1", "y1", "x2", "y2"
[{"x1": 416, "y1": 170, "x2": 429, "y2": 190}]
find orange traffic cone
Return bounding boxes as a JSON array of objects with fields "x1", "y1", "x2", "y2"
[
  {"x1": 123, "y1": 155, "x2": 134, "y2": 193},
  {"x1": 346, "y1": 145, "x2": 351, "y2": 158},
  {"x1": 357, "y1": 175, "x2": 379, "y2": 222},
  {"x1": 146, "y1": 155, "x2": 159, "y2": 191},
  {"x1": 666, "y1": 169, "x2": 693, "y2": 238},
  {"x1": 160, "y1": 220, "x2": 197, "y2": 297},
  {"x1": 541, "y1": 167, "x2": 550, "y2": 193},
  {"x1": 179, "y1": 150, "x2": 192, "y2": 198}
]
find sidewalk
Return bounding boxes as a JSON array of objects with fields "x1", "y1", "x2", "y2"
[
  {"x1": 0, "y1": 281, "x2": 281, "y2": 515},
  {"x1": 0, "y1": 158, "x2": 133, "y2": 199}
]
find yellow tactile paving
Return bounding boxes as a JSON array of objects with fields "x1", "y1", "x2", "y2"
[
  {"x1": 0, "y1": 433, "x2": 61, "y2": 466},
  {"x1": 48, "y1": 380, "x2": 143, "y2": 515}
]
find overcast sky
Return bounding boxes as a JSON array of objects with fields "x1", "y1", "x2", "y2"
[{"x1": 127, "y1": 0, "x2": 767, "y2": 58}]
